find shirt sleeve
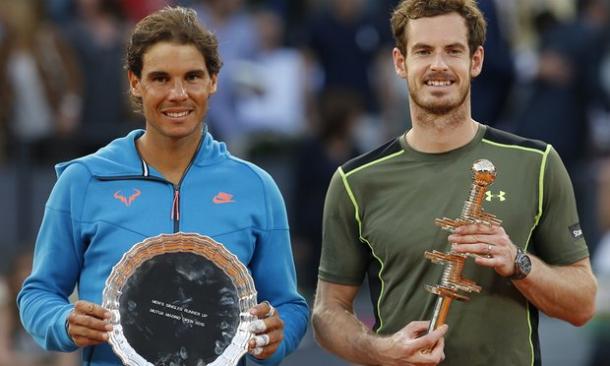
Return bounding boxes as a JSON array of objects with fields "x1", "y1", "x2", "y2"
[
  {"x1": 16, "y1": 163, "x2": 91, "y2": 352},
  {"x1": 247, "y1": 170, "x2": 309, "y2": 366},
  {"x1": 318, "y1": 168, "x2": 371, "y2": 285},
  {"x1": 530, "y1": 146, "x2": 590, "y2": 264}
]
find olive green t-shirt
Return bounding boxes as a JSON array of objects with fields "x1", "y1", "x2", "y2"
[{"x1": 319, "y1": 125, "x2": 589, "y2": 366}]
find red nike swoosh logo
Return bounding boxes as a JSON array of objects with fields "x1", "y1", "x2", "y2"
[{"x1": 213, "y1": 192, "x2": 235, "y2": 204}]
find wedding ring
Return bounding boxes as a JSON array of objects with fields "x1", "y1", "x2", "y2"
[{"x1": 487, "y1": 244, "x2": 493, "y2": 258}]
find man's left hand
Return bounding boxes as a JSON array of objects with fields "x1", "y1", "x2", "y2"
[
  {"x1": 448, "y1": 223, "x2": 518, "y2": 277},
  {"x1": 248, "y1": 301, "x2": 284, "y2": 359}
]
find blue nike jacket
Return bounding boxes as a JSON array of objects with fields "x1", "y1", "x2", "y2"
[{"x1": 17, "y1": 129, "x2": 309, "y2": 365}]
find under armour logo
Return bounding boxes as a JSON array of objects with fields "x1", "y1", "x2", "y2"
[
  {"x1": 114, "y1": 189, "x2": 141, "y2": 207},
  {"x1": 485, "y1": 191, "x2": 506, "y2": 202}
]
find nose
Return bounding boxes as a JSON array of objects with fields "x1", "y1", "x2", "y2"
[
  {"x1": 168, "y1": 80, "x2": 187, "y2": 101},
  {"x1": 430, "y1": 52, "x2": 449, "y2": 71}
]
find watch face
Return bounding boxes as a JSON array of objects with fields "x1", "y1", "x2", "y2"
[{"x1": 517, "y1": 253, "x2": 532, "y2": 275}]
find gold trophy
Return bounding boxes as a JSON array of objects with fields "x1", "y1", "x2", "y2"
[{"x1": 425, "y1": 159, "x2": 502, "y2": 332}]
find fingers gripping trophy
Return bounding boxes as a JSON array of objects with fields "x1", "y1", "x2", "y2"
[{"x1": 425, "y1": 159, "x2": 502, "y2": 333}]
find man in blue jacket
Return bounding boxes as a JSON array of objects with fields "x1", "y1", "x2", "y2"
[{"x1": 17, "y1": 6, "x2": 308, "y2": 365}]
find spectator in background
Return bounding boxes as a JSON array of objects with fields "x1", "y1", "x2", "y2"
[
  {"x1": 304, "y1": 0, "x2": 390, "y2": 114},
  {"x1": 122, "y1": 0, "x2": 173, "y2": 23},
  {"x1": 514, "y1": 0, "x2": 609, "y2": 255},
  {"x1": 291, "y1": 88, "x2": 362, "y2": 298},
  {"x1": 514, "y1": 0, "x2": 609, "y2": 174},
  {"x1": 0, "y1": 0, "x2": 82, "y2": 163},
  {"x1": 471, "y1": 0, "x2": 515, "y2": 126},
  {"x1": 0, "y1": 0, "x2": 82, "y2": 243},
  {"x1": 235, "y1": 9, "x2": 309, "y2": 143},
  {"x1": 304, "y1": 0, "x2": 394, "y2": 151},
  {"x1": 0, "y1": 13, "x2": 9, "y2": 163},
  {"x1": 44, "y1": 0, "x2": 75, "y2": 25},
  {"x1": 193, "y1": 0, "x2": 261, "y2": 147},
  {"x1": 62, "y1": 0, "x2": 135, "y2": 157},
  {"x1": 306, "y1": 0, "x2": 382, "y2": 112},
  {"x1": 257, "y1": 0, "x2": 311, "y2": 46}
]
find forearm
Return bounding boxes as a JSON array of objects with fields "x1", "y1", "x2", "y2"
[
  {"x1": 249, "y1": 222, "x2": 308, "y2": 364},
  {"x1": 313, "y1": 281, "x2": 448, "y2": 365},
  {"x1": 312, "y1": 302, "x2": 382, "y2": 365},
  {"x1": 513, "y1": 256, "x2": 597, "y2": 326},
  {"x1": 17, "y1": 283, "x2": 76, "y2": 351},
  {"x1": 449, "y1": 224, "x2": 597, "y2": 326},
  {"x1": 17, "y1": 208, "x2": 81, "y2": 351}
]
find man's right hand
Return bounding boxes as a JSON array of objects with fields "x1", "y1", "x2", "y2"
[
  {"x1": 372, "y1": 321, "x2": 448, "y2": 366},
  {"x1": 67, "y1": 300, "x2": 113, "y2": 347}
]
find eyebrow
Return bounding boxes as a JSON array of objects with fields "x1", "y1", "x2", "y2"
[
  {"x1": 410, "y1": 42, "x2": 467, "y2": 50},
  {"x1": 410, "y1": 43, "x2": 432, "y2": 51},
  {"x1": 185, "y1": 69, "x2": 206, "y2": 77},
  {"x1": 444, "y1": 43, "x2": 467, "y2": 50},
  {"x1": 145, "y1": 69, "x2": 206, "y2": 79},
  {"x1": 146, "y1": 71, "x2": 169, "y2": 80}
]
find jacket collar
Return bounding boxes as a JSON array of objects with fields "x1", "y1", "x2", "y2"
[{"x1": 56, "y1": 127, "x2": 229, "y2": 178}]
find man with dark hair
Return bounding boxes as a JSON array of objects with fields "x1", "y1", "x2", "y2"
[
  {"x1": 18, "y1": 7, "x2": 308, "y2": 366},
  {"x1": 312, "y1": 1, "x2": 597, "y2": 365}
]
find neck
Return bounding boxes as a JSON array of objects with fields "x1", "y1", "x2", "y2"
[
  {"x1": 406, "y1": 96, "x2": 479, "y2": 153},
  {"x1": 407, "y1": 113, "x2": 479, "y2": 154},
  {"x1": 137, "y1": 131, "x2": 201, "y2": 185}
]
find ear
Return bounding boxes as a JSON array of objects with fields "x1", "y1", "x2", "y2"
[
  {"x1": 392, "y1": 47, "x2": 408, "y2": 79},
  {"x1": 470, "y1": 46, "x2": 484, "y2": 78},
  {"x1": 127, "y1": 70, "x2": 142, "y2": 97},
  {"x1": 208, "y1": 73, "x2": 219, "y2": 95}
]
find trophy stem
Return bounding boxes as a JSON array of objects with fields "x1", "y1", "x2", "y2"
[
  {"x1": 428, "y1": 296, "x2": 453, "y2": 332},
  {"x1": 424, "y1": 250, "x2": 480, "y2": 334}
]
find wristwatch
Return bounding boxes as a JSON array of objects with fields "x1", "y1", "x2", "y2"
[{"x1": 510, "y1": 247, "x2": 531, "y2": 280}]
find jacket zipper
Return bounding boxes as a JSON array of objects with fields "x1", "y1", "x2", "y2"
[
  {"x1": 170, "y1": 148, "x2": 198, "y2": 232},
  {"x1": 171, "y1": 187, "x2": 180, "y2": 232}
]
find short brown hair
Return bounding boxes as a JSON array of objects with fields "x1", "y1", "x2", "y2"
[
  {"x1": 125, "y1": 6, "x2": 222, "y2": 111},
  {"x1": 390, "y1": 0, "x2": 486, "y2": 56}
]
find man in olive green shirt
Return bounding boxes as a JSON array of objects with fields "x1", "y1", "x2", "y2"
[{"x1": 312, "y1": 1, "x2": 598, "y2": 365}]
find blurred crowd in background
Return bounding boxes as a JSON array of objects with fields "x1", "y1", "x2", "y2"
[{"x1": 0, "y1": 0, "x2": 609, "y2": 365}]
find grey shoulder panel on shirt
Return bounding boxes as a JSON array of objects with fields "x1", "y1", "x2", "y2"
[
  {"x1": 341, "y1": 138, "x2": 402, "y2": 175},
  {"x1": 484, "y1": 126, "x2": 547, "y2": 152}
]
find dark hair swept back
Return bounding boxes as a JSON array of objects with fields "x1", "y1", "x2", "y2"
[{"x1": 126, "y1": 6, "x2": 222, "y2": 78}]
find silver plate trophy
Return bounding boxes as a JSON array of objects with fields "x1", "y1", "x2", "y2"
[{"x1": 102, "y1": 233, "x2": 257, "y2": 366}]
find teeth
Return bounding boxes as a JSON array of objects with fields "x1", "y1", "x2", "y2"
[
  {"x1": 427, "y1": 80, "x2": 452, "y2": 87},
  {"x1": 165, "y1": 111, "x2": 189, "y2": 118}
]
